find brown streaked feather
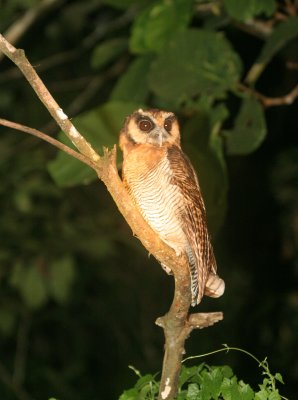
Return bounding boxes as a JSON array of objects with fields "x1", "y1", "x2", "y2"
[
  {"x1": 167, "y1": 145, "x2": 216, "y2": 304},
  {"x1": 120, "y1": 109, "x2": 224, "y2": 306}
]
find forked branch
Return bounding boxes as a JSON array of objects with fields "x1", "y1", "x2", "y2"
[{"x1": 0, "y1": 34, "x2": 222, "y2": 400}]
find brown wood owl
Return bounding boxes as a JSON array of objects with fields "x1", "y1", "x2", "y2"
[{"x1": 119, "y1": 109, "x2": 225, "y2": 306}]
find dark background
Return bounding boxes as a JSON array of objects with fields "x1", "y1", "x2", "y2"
[{"x1": 0, "y1": 1, "x2": 297, "y2": 399}]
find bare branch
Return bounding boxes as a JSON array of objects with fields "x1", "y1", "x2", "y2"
[
  {"x1": 238, "y1": 83, "x2": 298, "y2": 107},
  {"x1": 0, "y1": 34, "x2": 100, "y2": 163},
  {"x1": 0, "y1": 119, "x2": 96, "y2": 170}
]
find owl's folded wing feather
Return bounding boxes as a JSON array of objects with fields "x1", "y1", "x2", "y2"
[{"x1": 166, "y1": 145, "x2": 218, "y2": 304}]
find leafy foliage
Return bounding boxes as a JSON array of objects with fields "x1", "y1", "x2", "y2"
[
  {"x1": 223, "y1": 96, "x2": 266, "y2": 155},
  {"x1": 120, "y1": 353, "x2": 286, "y2": 400},
  {"x1": 223, "y1": 0, "x2": 276, "y2": 22}
]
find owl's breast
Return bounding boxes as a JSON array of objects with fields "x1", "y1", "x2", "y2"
[{"x1": 122, "y1": 144, "x2": 187, "y2": 251}]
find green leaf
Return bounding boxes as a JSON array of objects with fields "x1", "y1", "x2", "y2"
[
  {"x1": 111, "y1": 56, "x2": 153, "y2": 103},
  {"x1": 179, "y1": 365, "x2": 205, "y2": 387},
  {"x1": 149, "y1": 29, "x2": 242, "y2": 103},
  {"x1": 48, "y1": 256, "x2": 76, "y2": 304},
  {"x1": 186, "y1": 383, "x2": 200, "y2": 400},
  {"x1": 255, "y1": 389, "x2": 269, "y2": 400},
  {"x1": 274, "y1": 373, "x2": 284, "y2": 384},
  {"x1": 246, "y1": 17, "x2": 298, "y2": 83},
  {"x1": 130, "y1": 0, "x2": 192, "y2": 54},
  {"x1": 21, "y1": 265, "x2": 48, "y2": 309},
  {"x1": 118, "y1": 388, "x2": 138, "y2": 400},
  {"x1": 238, "y1": 381, "x2": 254, "y2": 400},
  {"x1": 135, "y1": 373, "x2": 156, "y2": 389},
  {"x1": 224, "y1": 0, "x2": 276, "y2": 22},
  {"x1": 221, "y1": 376, "x2": 243, "y2": 400},
  {"x1": 223, "y1": 96, "x2": 266, "y2": 155},
  {"x1": 47, "y1": 101, "x2": 141, "y2": 187},
  {"x1": 268, "y1": 390, "x2": 281, "y2": 400},
  {"x1": 91, "y1": 38, "x2": 128, "y2": 70}
]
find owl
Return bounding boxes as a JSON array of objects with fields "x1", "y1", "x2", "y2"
[{"x1": 119, "y1": 109, "x2": 225, "y2": 306}]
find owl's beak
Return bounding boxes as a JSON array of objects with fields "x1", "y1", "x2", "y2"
[
  {"x1": 150, "y1": 127, "x2": 167, "y2": 147},
  {"x1": 158, "y1": 130, "x2": 163, "y2": 147}
]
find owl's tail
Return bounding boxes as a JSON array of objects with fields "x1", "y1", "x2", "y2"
[
  {"x1": 186, "y1": 247, "x2": 225, "y2": 306},
  {"x1": 186, "y1": 247, "x2": 203, "y2": 306}
]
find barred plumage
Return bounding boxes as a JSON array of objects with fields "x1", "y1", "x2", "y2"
[{"x1": 119, "y1": 109, "x2": 224, "y2": 305}]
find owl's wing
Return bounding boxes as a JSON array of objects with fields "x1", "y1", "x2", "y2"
[{"x1": 166, "y1": 145, "x2": 217, "y2": 305}]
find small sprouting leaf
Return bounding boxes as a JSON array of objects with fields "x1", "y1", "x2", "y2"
[
  {"x1": 91, "y1": 38, "x2": 127, "y2": 70},
  {"x1": 48, "y1": 256, "x2": 76, "y2": 304},
  {"x1": 224, "y1": 0, "x2": 276, "y2": 22},
  {"x1": 149, "y1": 29, "x2": 242, "y2": 102},
  {"x1": 274, "y1": 373, "x2": 284, "y2": 384},
  {"x1": 223, "y1": 96, "x2": 266, "y2": 155},
  {"x1": 130, "y1": 0, "x2": 192, "y2": 54},
  {"x1": 111, "y1": 56, "x2": 153, "y2": 103},
  {"x1": 47, "y1": 101, "x2": 141, "y2": 187}
]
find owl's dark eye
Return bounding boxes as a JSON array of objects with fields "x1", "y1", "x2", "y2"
[
  {"x1": 138, "y1": 119, "x2": 154, "y2": 132},
  {"x1": 164, "y1": 119, "x2": 172, "y2": 132}
]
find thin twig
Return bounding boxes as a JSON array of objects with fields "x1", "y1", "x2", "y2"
[
  {"x1": 13, "y1": 310, "x2": 31, "y2": 386},
  {"x1": 238, "y1": 83, "x2": 298, "y2": 107},
  {"x1": 0, "y1": 118, "x2": 96, "y2": 170},
  {"x1": 0, "y1": 34, "x2": 100, "y2": 163},
  {"x1": 0, "y1": 0, "x2": 61, "y2": 62}
]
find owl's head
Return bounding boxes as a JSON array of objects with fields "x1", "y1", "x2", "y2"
[{"x1": 120, "y1": 109, "x2": 181, "y2": 148}]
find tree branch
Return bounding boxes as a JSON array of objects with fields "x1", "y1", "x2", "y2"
[
  {"x1": 238, "y1": 83, "x2": 298, "y2": 107},
  {"x1": 0, "y1": 34, "x2": 100, "y2": 163},
  {"x1": 0, "y1": 118, "x2": 96, "y2": 170},
  {"x1": 0, "y1": 34, "x2": 223, "y2": 400}
]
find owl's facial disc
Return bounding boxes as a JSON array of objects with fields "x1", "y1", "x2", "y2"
[
  {"x1": 123, "y1": 109, "x2": 180, "y2": 147},
  {"x1": 136, "y1": 114, "x2": 172, "y2": 146}
]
